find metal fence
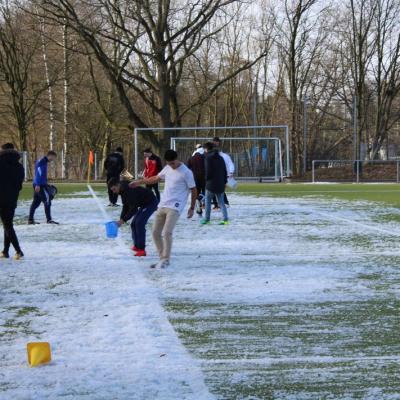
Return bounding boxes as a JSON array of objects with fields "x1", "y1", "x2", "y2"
[{"x1": 312, "y1": 159, "x2": 400, "y2": 183}]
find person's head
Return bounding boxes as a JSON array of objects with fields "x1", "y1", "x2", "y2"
[
  {"x1": 115, "y1": 147, "x2": 123, "y2": 153},
  {"x1": 164, "y1": 149, "x2": 180, "y2": 169},
  {"x1": 47, "y1": 150, "x2": 57, "y2": 162},
  {"x1": 143, "y1": 147, "x2": 153, "y2": 158},
  {"x1": 108, "y1": 177, "x2": 121, "y2": 194},
  {"x1": 204, "y1": 142, "x2": 214, "y2": 153},
  {"x1": 1, "y1": 143, "x2": 14, "y2": 150},
  {"x1": 213, "y1": 137, "x2": 221, "y2": 147}
]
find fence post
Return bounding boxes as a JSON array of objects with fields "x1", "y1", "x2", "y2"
[
  {"x1": 134, "y1": 128, "x2": 138, "y2": 179},
  {"x1": 312, "y1": 160, "x2": 315, "y2": 183},
  {"x1": 356, "y1": 160, "x2": 360, "y2": 183},
  {"x1": 397, "y1": 161, "x2": 399, "y2": 184},
  {"x1": 94, "y1": 152, "x2": 98, "y2": 181},
  {"x1": 23, "y1": 151, "x2": 28, "y2": 182}
]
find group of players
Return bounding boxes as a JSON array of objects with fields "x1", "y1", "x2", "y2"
[
  {"x1": 0, "y1": 137, "x2": 234, "y2": 268},
  {"x1": 105, "y1": 137, "x2": 235, "y2": 268}
]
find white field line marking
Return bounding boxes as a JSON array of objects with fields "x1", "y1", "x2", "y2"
[
  {"x1": 312, "y1": 208, "x2": 400, "y2": 237},
  {"x1": 204, "y1": 355, "x2": 400, "y2": 365},
  {"x1": 233, "y1": 190, "x2": 400, "y2": 194},
  {"x1": 87, "y1": 184, "x2": 214, "y2": 399}
]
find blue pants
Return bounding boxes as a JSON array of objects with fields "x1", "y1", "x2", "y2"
[
  {"x1": 29, "y1": 186, "x2": 52, "y2": 222},
  {"x1": 205, "y1": 190, "x2": 228, "y2": 221},
  {"x1": 131, "y1": 199, "x2": 158, "y2": 249}
]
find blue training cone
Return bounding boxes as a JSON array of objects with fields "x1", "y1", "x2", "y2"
[{"x1": 105, "y1": 221, "x2": 119, "y2": 238}]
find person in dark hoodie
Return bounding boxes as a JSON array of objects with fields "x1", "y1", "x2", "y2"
[
  {"x1": 187, "y1": 144, "x2": 206, "y2": 216},
  {"x1": 201, "y1": 142, "x2": 228, "y2": 225},
  {"x1": 108, "y1": 177, "x2": 158, "y2": 257},
  {"x1": 28, "y1": 150, "x2": 58, "y2": 225},
  {"x1": 104, "y1": 147, "x2": 125, "y2": 206},
  {"x1": 0, "y1": 143, "x2": 25, "y2": 259}
]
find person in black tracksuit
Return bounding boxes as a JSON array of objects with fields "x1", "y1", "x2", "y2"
[
  {"x1": 104, "y1": 147, "x2": 125, "y2": 206},
  {"x1": 108, "y1": 178, "x2": 158, "y2": 257},
  {"x1": 0, "y1": 143, "x2": 25, "y2": 259}
]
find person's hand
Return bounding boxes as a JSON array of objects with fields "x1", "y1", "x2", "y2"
[
  {"x1": 116, "y1": 220, "x2": 124, "y2": 227},
  {"x1": 34, "y1": 185, "x2": 40, "y2": 193},
  {"x1": 187, "y1": 207, "x2": 194, "y2": 219},
  {"x1": 129, "y1": 180, "x2": 140, "y2": 188}
]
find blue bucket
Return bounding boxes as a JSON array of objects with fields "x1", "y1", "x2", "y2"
[{"x1": 105, "y1": 221, "x2": 119, "y2": 238}]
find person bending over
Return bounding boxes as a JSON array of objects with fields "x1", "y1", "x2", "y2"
[
  {"x1": 109, "y1": 178, "x2": 158, "y2": 257},
  {"x1": 0, "y1": 143, "x2": 25, "y2": 259}
]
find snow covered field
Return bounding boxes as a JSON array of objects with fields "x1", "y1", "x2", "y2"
[{"x1": 1, "y1": 187, "x2": 399, "y2": 399}]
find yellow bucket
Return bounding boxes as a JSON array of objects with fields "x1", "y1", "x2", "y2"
[{"x1": 27, "y1": 342, "x2": 51, "y2": 367}]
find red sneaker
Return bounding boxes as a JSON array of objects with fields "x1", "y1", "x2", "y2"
[
  {"x1": 132, "y1": 245, "x2": 139, "y2": 252},
  {"x1": 134, "y1": 250, "x2": 147, "y2": 257}
]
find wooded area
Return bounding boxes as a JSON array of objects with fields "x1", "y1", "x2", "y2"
[{"x1": 0, "y1": 0, "x2": 399, "y2": 178}]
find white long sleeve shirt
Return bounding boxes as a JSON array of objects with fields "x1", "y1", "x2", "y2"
[{"x1": 219, "y1": 151, "x2": 235, "y2": 176}]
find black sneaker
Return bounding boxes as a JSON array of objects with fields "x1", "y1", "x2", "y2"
[
  {"x1": 0, "y1": 251, "x2": 9, "y2": 259},
  {"x1": 28, "y1": 220, "x2": 40, "y2": 225},
  {"x1": 47, "y1": 220, "x2": 59, "y2": 225}
]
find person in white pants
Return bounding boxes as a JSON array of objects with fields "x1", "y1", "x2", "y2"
[{"x1": 132, "y1": 149, "x2": 197, "y2": 268}]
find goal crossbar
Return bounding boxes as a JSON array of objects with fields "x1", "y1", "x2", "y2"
[{"x1": 134, "y1": 124, "x2": 290, "y2": 179}]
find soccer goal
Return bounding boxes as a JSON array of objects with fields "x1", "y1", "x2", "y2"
[{"x1": 133, "y1": 125, "x2": 290, "y2": 181}]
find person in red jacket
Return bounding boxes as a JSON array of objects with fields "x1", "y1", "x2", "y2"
[{"x1": 143, "y1": 148, "x2": 163, "y2": 201}]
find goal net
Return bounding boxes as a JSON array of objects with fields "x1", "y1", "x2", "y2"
[{"x1": 134, "y1": 125, "x2": 290, "y2": 181}]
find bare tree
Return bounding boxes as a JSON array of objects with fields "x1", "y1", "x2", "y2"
[
  {"x1": 35, "y1": 0, "x2": 269, "y2": 149},
  {"x1": 0, "y1": 2, "x2": 48, "y2": 150}
]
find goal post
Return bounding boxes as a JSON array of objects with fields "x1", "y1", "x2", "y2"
[
  {"x1": 133, "y1": 125, "x2": 290, "y2": 180},
  {"x1": 171, "y1": 136, "x2": 284, "y2": 181}
]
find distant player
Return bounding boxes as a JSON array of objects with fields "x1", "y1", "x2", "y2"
[
  {"x1": 212, "y1": 137, "x2": 234, "y2": 208},
  {"x1": 28, "y1": 150, "x2": 58, "y2": 225},
  {"x1": 187, "y1": 144, "x2": 205, "y2": 215},
  {"x1": 201, "y1": 142, "x2": 228, "y2": 225},
  {"x1": 108, "y1": 178, "x2": 158, "y2": 257},
  {"x1": 0, "y1": 143, "x2": 25, "y2": 259},
  {"x1": 143, "y1": 148, "x2": 163, "y2": 201},
  {"x1": 104, "y1": 147, "x2": 125, "y2": 206},
  {"x1": 132, "y1": 149, "x2": 196, "y2": 269}
]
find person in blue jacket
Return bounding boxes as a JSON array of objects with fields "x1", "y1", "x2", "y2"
[{"x1": 28, "y1": 150, "x2": 58, "y2": 224}]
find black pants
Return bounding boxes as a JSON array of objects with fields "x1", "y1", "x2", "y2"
[
  {"x1": 0, "y1": 205, "x2": 22, "y2": 254},
  {"x1": 107, "y1": 174, "x2": 119, "y2": 204},
  {"x1": 213, "y1": 193, "x2": 229, "y2": 207},
  {"x1": 29, "y1": 186, "x2": 52, "y2": 222},
  {"x1": 146, "y1": 183, "x2": 160, "y2": 202}
]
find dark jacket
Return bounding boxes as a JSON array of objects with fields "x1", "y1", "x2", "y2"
[
  {"x1": 0, "y1": 149, "x2": 25, "y2": 207},
  {"x1": 144, "y1": 154, "x2": 162, "y2": 178},
  {"x1": 187, "y1": 153, "x2": 205, "y2": 187},
  {"x1": 104, "y1": 152, "x2": 125, "y2": 177},
  {"x1": 205, "y1": 150, "x2": 227, "y2": 194},
  {"x1": 120, "y1": 181, "x2": 157, "y2": 222}
]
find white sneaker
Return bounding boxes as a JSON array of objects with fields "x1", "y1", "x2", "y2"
[{"x1": 150, "y1": 260, "x2": 170, "y2": 269}]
